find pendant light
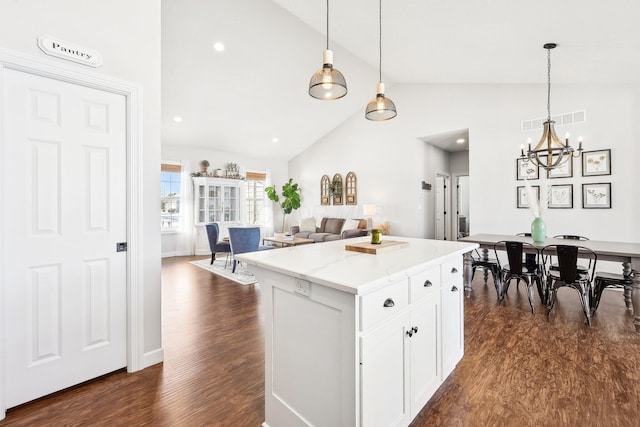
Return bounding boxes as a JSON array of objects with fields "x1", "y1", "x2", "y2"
[
  {"x1": 308, "y1": 0, "x2": 347, "y2": 100},
  {"x1": 520, "y1": 43, "x2": 583, "y2": 170},
  {"x1": 365, "y1": 0, "x2": 396, "y2": 121}
]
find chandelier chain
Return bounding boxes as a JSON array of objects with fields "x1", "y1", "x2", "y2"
[
  {"x1": 326, "y1": 0, "x2": 329, "y2": 50},
  {"x1": 378, "y1": 0, "x2": 382, "y2": 82},
  {"x1": 547, "y1": 47, "x2": 551, "y2": 121}
]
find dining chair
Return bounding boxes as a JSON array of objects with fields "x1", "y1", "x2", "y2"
[
  {"x1": 516, "y1": 233, "x2": 538, "y2": 271},
  {"x1": 205, "y1": 223, "x2": 231, "y2": 265},
  {"x1": 543, "y1": 244, "x2": 597, "y2": 325},
  {"x1": 470, "y1": 249, "x2": 501, "y2": 300},
  {"x1": 549, "y1": 235, "x2": 590, "y2": 274},
  {"x1": 228, "y1": 227, "x2": 274, "y2": 273},
  {"x1": 591, "y1": 271, "x2": 634, "y2": 315},
  {"x1": 494, "y1": 241, "x2": 544, "y2": 312}
]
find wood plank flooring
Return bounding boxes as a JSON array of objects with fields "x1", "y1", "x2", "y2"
[{"x1": 1, "y1": 256, "x2": 638, "y2": 426}]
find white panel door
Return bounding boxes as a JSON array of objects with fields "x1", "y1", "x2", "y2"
[
  {"x1": 435, "y1": 176, "x2": 445, "y2": 240},
  {"x1": 2, "y1": 69, "x2": 127, "y2": 407}
]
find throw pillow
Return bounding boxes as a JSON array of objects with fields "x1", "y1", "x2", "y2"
[
  {"x1": 299, "y1": 217, "x2": 316, "y2": 233},
  {"x1": 341, "y1": 219, "x2": 361, "y2": 235}
]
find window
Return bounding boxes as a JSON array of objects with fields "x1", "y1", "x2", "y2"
[
  {"x1": 161, "y1": 163, "x2": 181, "y2": 230},
  {"x1": 245, "y1": 171, "x2": 266, "y2": 225}
]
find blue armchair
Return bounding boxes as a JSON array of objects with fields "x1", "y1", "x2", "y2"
[
  {"x1": 205, "y1": 223, "x2": 231, "y2": 265},
  {"x1": 228, "y1": 227, "x2": 274, "y2": 273}
]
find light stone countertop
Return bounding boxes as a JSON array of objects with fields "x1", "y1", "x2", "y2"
[{"x1": 236, "y1": 235, "x2": 478, "y2": 295}]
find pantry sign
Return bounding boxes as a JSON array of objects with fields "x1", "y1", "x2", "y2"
[{"x1": 37, "y1": 35, "x2": 103, "y2": 68}]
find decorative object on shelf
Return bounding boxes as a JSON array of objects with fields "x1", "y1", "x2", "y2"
[
  {"x1": 365, "y1": 0, "x2": 397, "y2": 121},
  {"x1": 582, "y1": 149, "x2": 611, "y2": 176},
  {"x1": 549, "y1": 184, "x2": 573, "y2": 209},
  {"x1": 520, "y1": 43, "x2": 583, "y2": 171},
  {"x1": 320, "y1": 175, "x2": 330, "y2": 205},
  {"x1": 582, "y1": 183, "x2": 611, "y2": 209},
  {"x1": 308, "y1": 0, "x2": 347, "y2": 100},
  {"x1": 265, "y1": 178, "x2": 302, "y2": 232},
  {"x1": 523, "y1": 179, "x2": 549, "y2": 244},
  {"x1": 199, "y1": 160, "x2": 210, "y2": 175},
  {"x1": 516, "y1": 158, "x2": 539, "y2": 180},
  {"x1": 214, "y1": 168, "x2": 224, "y2": 177},
  {"x1": 225, "y1": 162, "x2": 241, "y2": 179},
  {"x1": 345, "y1": 171, "x2": 357, "y2": 205},
  {"x1": 330, "y1": 173, "x2": 343, "y2": 205},
  {"x1": 517, "y1": 185, "x2": 539, "y2": 209}
]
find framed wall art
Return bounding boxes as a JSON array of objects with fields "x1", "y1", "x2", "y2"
[
  {"x1": 582, "y1": 149, "x2": 611, "y2": 176},
  {"x1": 517, "y1": 185, "x2": 539, "y2": 209},
  {"x1": 516, "y1": 158, "x2": 539, "y2": 180},
  {"x1": 549, "y1": 184, "x2": 573, "y2": 209},
  {"x1": 539, "y1": 155, "x2": 573, "y2": 179},
  {"x1": 582, "y1": 183, "x2": 611, "y2": 209}
]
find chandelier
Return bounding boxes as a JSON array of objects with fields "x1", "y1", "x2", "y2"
[{"x1": 520, "y1": 43, "x2": 583, "y2": 171}]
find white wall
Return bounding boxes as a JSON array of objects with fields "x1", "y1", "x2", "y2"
[
  {"x1": 160, "y1": 145, "x2": 288, "y2": 257},
  {"x1": 289, "y1": 83, "x2": 640, "y2": 244},
  {"x1": 0, "y1": 0, "x2": 163, "y2": 367}
]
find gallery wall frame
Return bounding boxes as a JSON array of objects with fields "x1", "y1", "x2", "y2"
[
  {"x1": 517, "y1": 185, "x2": 539, "y2": 208},
  {"x1": 539, "y1": 155, "x2": 573, "y2": 179},
  {"x1": 582, "y1": 149, "x2": 611, "y2": 177},
  {"x1": 582, "y1": 182, "x2": 611, "y2": 209},
  {"x1": 516, "y1": 158, "x2": 539, "y2": 180},
  {"x1": 549, "y1": 184, "x2": 573, "y2": 209}
]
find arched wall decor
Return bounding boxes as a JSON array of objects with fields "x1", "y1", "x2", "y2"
[
  {"x1": 320, "y1": 175, "x2": 330, "y2": 205},
  {"x1": 331, "y1": 173, "x2": 343, "y2": 205},
  {"x1": 345, "y1": 171, "x2": 357, "y2": 205}
]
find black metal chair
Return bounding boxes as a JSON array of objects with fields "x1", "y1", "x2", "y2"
[
  {"x1": 516, "y1": 233, "x2": 538, "y2": 271},
  {"x1": 205, "y1": 223, "x2": 231, "y2": 265},
  {"x1": 591, "y1": 270, "x2": 634, "y2": 315},
  {"x1": 471, "y1": 249, "x2": 501, "y2": 300},
  {"x1": 549, "y1": 235, "x2": 590, "y2": 274},
  {"x1": 543, "y1": 244, "x2": 597, "y2": 325},
  {"x1": 494, "y1": 241, "x2": 544, "y2": 312}
]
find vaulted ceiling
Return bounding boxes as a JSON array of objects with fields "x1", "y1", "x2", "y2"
[{"x1": 161, "y1": 0, "x2": 640, "y2": 160}]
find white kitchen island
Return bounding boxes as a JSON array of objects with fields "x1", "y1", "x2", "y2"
[{"x1": 236, "y1": 236, "x2": 478, "y2": 427}]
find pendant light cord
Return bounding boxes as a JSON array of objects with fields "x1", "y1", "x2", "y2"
[
  {"x1": 378, "y1": 0, "x2": 382, "y2": 82},
  {"x1": 546, "y1": 47, "x2": 551, "y2": 121},
  {"x1": 326, "y1": 0, "x2": 329, "y2": 50}
]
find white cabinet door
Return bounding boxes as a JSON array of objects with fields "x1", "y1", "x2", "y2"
[
  {"x1": 409, "y1": 291, "x2": 441, "y2": 420},
  {"x1": 441, "y1": 262, "x2": 464, "y2": 378},
  {"x1": 360, "y1": 312, "x2": 410, "y2": 427}
]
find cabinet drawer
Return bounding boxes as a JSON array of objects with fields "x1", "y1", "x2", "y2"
[
  {"x1": 409, "y1": 266, "x2": 441, "y2": 303},
  {"x1": 442, "y1": 258, "x2": 463, "y2": 285},
  {"x1": 360, "y1": 279, "x2": 408, "y2": 331}
]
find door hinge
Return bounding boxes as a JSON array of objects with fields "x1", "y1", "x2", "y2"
[{"x1": 116, "y1": 242, "x2": 128, "y2": 252}]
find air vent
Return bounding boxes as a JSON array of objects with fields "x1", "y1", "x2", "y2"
[{"x1": 521, "y1": 110, "x2": 586, "y2": 132}]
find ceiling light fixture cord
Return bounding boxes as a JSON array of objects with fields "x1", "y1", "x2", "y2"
[
  {"x1": 326, "y1": 0, "x2": 329, "y2": 50},
  {"x1": 378, "y1": 0, "x2": 382, "y2": 82},
  {"x1": 547, "y1": 46, "x2": 551, "y2": 121}
]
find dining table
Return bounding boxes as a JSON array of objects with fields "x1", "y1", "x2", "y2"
[{"x1": 459, "y1": 233, "x2": 640, "y2": 333}]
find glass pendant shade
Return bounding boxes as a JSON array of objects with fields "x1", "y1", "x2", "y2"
[
  {"x1": 365, "y1": 82, "x2": 397, "y2": 121},
  {"x1": 309, "y1": 49, "x2": 347, "y2": 100}
]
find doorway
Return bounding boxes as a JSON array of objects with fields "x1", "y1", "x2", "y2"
[{"x1": 435, "y1": 174, "x2": 450, "y2": 240}]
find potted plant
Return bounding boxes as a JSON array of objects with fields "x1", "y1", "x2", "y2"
[{"x1": 265, "y1": 178, "x2": 301, "y2": 233}]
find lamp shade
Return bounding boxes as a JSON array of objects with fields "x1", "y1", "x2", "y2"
[
  {"x1": 363, "y1": 204, "x2": 377, "y2": 216},
  {"x1": 365, "y1": 82, "x2": 397, "y2": 121},
  {"x1": 309, "y1": 50, "x2": 347, "y2": 100}
]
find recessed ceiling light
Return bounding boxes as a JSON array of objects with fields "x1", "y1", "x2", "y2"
[
  {"x1": 272, "y1": 137, "x2": 279, "y2": 143},
  {"x1": 456, "y1": 138, "x2": 465, "y2": 144},
  {"x1": 173, "y1": 116, "x2": 183, "y2": 123},
  {"x1": 213, "y1": 42, "x2": 225, "y2": 52}
]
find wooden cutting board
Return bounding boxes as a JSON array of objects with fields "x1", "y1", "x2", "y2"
[{"x1": 345, "y1": 240, "x2": 409, "y2": 254}]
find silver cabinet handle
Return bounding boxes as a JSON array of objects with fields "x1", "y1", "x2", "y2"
[
  {"x1": 424, "y1": 280, "x2": 432, "y2": 287},
  {"x1": 451, "y1": 267, "x2": 459, "y2": 274},
  {"x1": 406, "y1": 326, "x2": 418, "y2": 337},
  {"x1": 383, "y1": 298, "x2": 395, "y2": 308},
  {"x1": 451, "y1": 285, "x2": 459, "y2": 292}
]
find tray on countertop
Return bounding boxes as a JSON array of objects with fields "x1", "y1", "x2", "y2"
[{"x1": 345, "y1": 240, "x2": 409, "y2": 254}]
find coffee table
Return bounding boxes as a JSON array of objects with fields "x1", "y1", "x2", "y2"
[{"x1": 263, "y1": 236, "x2": 315, "y2": 247}]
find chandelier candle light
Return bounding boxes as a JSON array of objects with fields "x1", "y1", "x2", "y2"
[
  {"x1": 308, "y1": 0, "x2": 347, "y2": 100},
  {"x1": 520, "y1": 43, "x2": 583, "y2": 171}
]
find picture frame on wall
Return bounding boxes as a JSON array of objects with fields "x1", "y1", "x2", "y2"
[
  {"x1": 516, "y1": 158, "x2": 539, "y2": 180},
  {"x1": 549, "y1": 184, "x2": 573, "y2": 209},
  {"x1": 582, "y1": 149, "x2": 611, "y2": 176},
  {"x1": 539, "y1": 155, "x2": 573, "y2": 179},
  {"x1": 582, "y1": 183, "x2": 611, "y2": 209},
  {"x1": 517, "y1": 185, "x2": 539, "y2": 208}
]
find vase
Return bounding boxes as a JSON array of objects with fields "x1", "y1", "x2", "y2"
[{"x1": 531, "y1": 217, "x2": 546, "y2": 244}]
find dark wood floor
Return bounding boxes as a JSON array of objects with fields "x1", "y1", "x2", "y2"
[{"x1": 1, "y1": 256, "x2": 638, "y2": 426}]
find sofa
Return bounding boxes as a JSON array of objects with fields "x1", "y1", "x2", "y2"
[{"x1": 290, "y1": 217, "x2": 367, "y2": 243}]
